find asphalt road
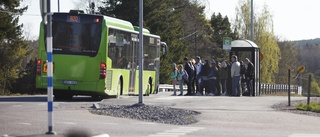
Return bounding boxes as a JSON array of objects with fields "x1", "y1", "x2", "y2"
[{"x1": 0, "y1": 92, "x2": 320, "y2": 137}]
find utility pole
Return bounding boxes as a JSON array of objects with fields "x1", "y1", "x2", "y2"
[
  {"x1": 250, "y1": 0, "x2": 254, "y2": 41},
  {"x1": 57, "y1": 0, "x2": 60, "y2": 12},
  {"x1": 138, "y1": 0, "x2": 144, "y2": 104}
]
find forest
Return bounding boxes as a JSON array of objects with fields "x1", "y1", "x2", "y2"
[{"x1": 0, "y1": 0, "x2": 319, "y2": 96}]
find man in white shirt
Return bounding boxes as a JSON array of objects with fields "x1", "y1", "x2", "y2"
[
  {"x1": 195, "y1": 56, "x2": 203, "y2": 95},
  {"x1": 231, "y1": 55, "x2": 241, "y2": 96}
]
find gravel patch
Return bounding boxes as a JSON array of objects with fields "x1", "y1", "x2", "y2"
[
  {"x1": 89, "y1": 103, "x2": 201, "y2": 125},
  {"x1": 272, "y1": 97, "x2": 320, "y2": 117}
]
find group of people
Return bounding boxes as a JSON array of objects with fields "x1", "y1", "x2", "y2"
[{"x1": 170, "y1": 55, "x2": 254, "y2": 96}]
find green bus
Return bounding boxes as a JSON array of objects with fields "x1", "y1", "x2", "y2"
[{"x1": 36, "y1": 10, "x2": 166, "y2": 100}]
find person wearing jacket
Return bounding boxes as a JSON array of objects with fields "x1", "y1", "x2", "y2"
[
  {"x1": 170, "y1": 63, "x2": 178, "y2": 96},
  {"x1": 184, "y1": 57, "x2": 195, "y2": 96},
  {"x1": 177, "y1": 64, "x2": 185, "y2": 96},
  {"x1": 244, "y1": 58, "x2": 254, "y2": 96}
]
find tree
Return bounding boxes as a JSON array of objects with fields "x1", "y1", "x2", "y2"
[
  {"x1": 0, "y1": 0, "x2": 29, "y2": 94},
  {"x1": 302, "y1": 73, "x2": 320, "y2": 96},
  {"x1": 99, "y1": 0, "x2": 139, "y2": 25},
  {"x1": 73, "y1": 0, "x2": 103, "y2": 14},
  {"x1": 234, "y1": 0, "x2": 280, "y2": 83},
  {"x1": 178, "y1": 0, "x2": 214, "y2": 60},
  {"x1": 99, "y1": 0, "x2": 188, "y2": 84},
  {"x1": 210, "y1": 12, "x2": 239, "y2": 61},
  {"x1": 277, "y1": 41, "x2": 299, "y2": 84}
]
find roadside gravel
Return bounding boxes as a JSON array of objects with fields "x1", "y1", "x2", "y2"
[{"x1": 89, "y1": 104, "x2": 201, "y2": 125}]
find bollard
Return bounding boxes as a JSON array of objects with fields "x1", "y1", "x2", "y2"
[
  {"x1": 288, "y1": 69, "x2": 291, "y2": 106},
  {"x1": 307, "y1": 74, "x2": 311, "y2": 105}
]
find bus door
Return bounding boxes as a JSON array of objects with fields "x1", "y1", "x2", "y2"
[{"x1": 128, "y1": 34, "x2": 139, "y2": 94}]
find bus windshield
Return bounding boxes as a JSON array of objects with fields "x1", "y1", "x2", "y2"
[{"x1": 52, "y1": 13, "x2": 103, "y2": 56}]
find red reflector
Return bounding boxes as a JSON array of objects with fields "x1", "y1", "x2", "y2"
[
  {"x1": 100, "y1": 62, "x2": 106, "y2": 79},
  {"x1": 36, "y1": 59, "x2": 42, "y2": 76},
  {"x1": 37, "y1": 59, "x2": 41, "y2": 64},
  {"x1": 95, "y1": 18, "x2": 99, "y2": 22}
]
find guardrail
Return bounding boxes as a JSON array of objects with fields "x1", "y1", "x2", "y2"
[
  {"x1": 260, "y1": 83, "x2": 301, "y2": 95},
  {"x1": 159, "y1": 83, "x2": 302, "y2": 95},
  {"x1": 158, "y1": 84, "x2": 188, "y2": 92}
]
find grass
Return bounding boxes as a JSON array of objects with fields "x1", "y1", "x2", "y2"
[{"x1": 296, "y1": 102, "x2": 320, "y2": 113}]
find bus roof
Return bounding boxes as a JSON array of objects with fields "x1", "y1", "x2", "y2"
[
  {"x1": 103, "y1": 16, "x2": 159, "y2": 38},
  {"x1": 104, "y1": 16, "x2": 135, "y2": 31},
  {"x1": 133, "y1": 26, "x2": 150, "y2": 34}
]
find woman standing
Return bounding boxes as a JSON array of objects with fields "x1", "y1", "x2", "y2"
[
  {"x1": 219, "y1": 61, "x2": 228, "y2": 96},
  {"x1": 170, "y1": 63, "x2": 178, "y2": 96},
  {"x1": 207, "y1": 60, "x2": 217, "y2": 96}
]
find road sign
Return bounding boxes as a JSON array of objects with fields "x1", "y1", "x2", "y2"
[
  {"x1": 223, "y1": 37, "x2": 232, "y2": 51},
  {"x1": 259, "y1": 51, "x2": 263, "y2": 61},
  {"x1": 297, "y1": 65, "x2": 305, "y2": 74}
]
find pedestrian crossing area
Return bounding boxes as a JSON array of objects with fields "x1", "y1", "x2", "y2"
[{"x1": 146, "y1": 127, "x2": 204, "y2": 137}]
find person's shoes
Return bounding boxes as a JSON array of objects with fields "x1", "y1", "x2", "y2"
[
  {"x1": 178, "y1": 93, "x2": 183, "y2": 96},
  {"x1": 196, "y1": 92, "x2": 202, "y2": 96},
  {"x1": 208, "y1": 93, "x2": 214, "y2": 96}
]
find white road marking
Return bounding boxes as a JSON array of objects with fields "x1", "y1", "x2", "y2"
[
  {"x1": 146, "y1": 127, "x2": 204, "y2": 137},
  {"x1": 12, "y1": 105, "x2": 22, "y2": 107},
  {"x1": 289, "y1": 134, "x2": 320, "y2": 137},
  {"x1": 19, "y1": 123, "x2": 31, "y2": 125},
  {"x1": 56, "y1": 122, "x2": 76, "y2": 125},
  {"x1": 37, "y1": 103, "x2": 46, "y2": 105},
  {"x1": 92, "y1": 134, "x2": 110, "y2": 137},
  {"x1": 155, "y1": 97, "x2": 188, "y2": 100}
]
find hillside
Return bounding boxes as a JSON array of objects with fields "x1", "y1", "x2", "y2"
[{"x1": 293, "y1": 38, "x2": 320, "y2": 46}]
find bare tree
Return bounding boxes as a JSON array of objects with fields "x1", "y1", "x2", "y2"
[{"x1": 73, "y1": 0, "x2": 103, "y2": 13}]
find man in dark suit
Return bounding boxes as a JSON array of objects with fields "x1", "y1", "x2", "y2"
[
  {"x1": 244, "y1": 58, "x2": 254, "y2": 96},
  {"x1": 184, "y1": 57, "x2": 195, "y2": 95}
]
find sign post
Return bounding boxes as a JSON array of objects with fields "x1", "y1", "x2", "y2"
[
  {"x1": 41, "y1": 0, "x2": 55, "y2": 135},
  {"x1": 223, "y1": 37, "x2": 232, "y2": 51}
]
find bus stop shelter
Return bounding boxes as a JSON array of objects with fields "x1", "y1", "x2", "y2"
[{"x1": 230, "y1": 39, "x2": 260, "y2": 96}]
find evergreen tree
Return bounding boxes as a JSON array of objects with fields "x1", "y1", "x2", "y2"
[
  {"x1": 99, "y1": 0, "x2": 139, "y2": 25},
  {"x1": 210, "y1": 12, "x2": 238, "y2": 61},
  {"x1": 0, "y1": 0, "x2": 28, "y2": 94}
]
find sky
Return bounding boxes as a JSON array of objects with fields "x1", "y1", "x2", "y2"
[{"x1": 19, "y1": 0, "x2": 320, "y2": 41}]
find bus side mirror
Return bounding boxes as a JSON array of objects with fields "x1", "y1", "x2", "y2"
[{"x1": 160, "y1": 42, "x2": 167, "y2": 55}]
